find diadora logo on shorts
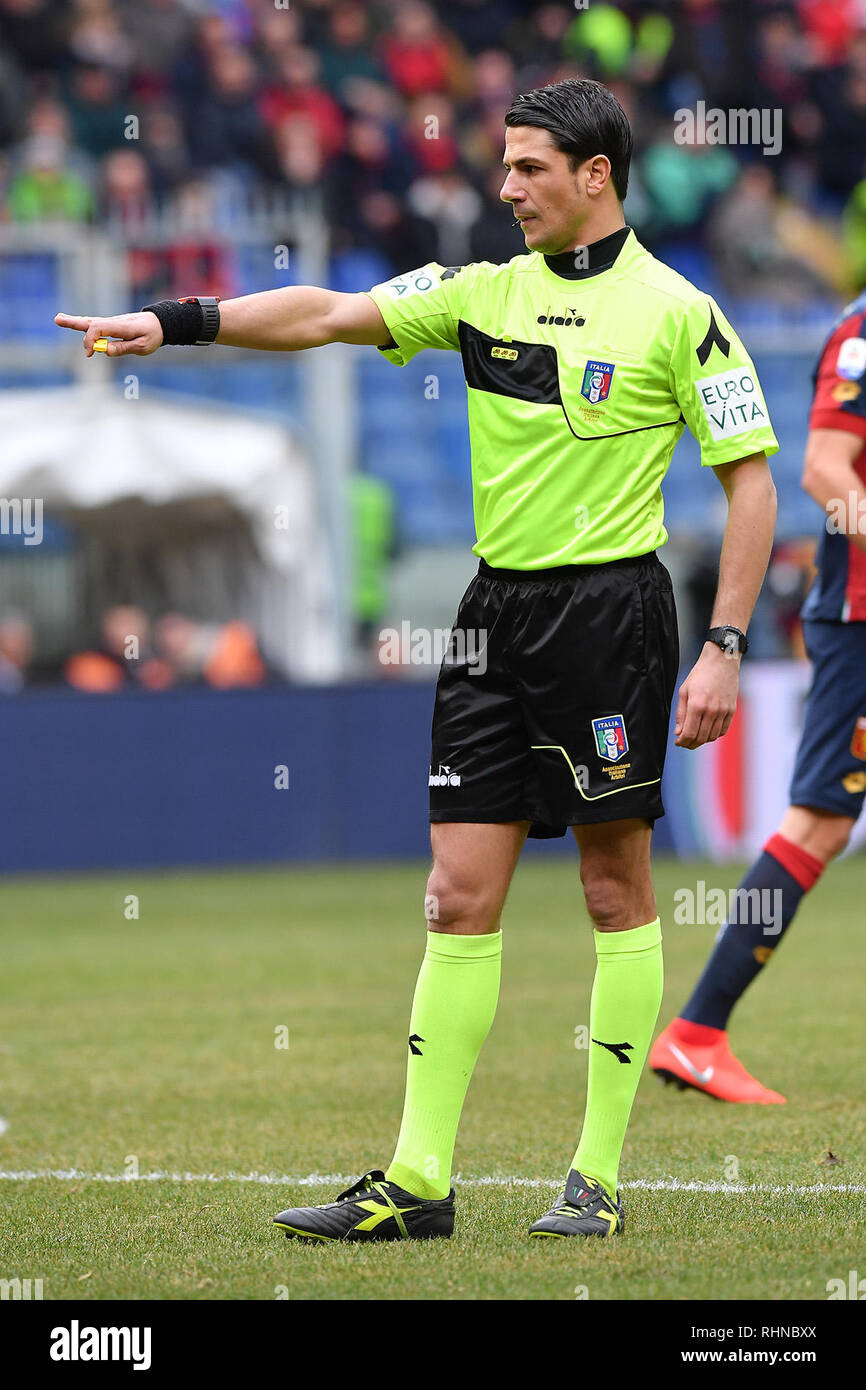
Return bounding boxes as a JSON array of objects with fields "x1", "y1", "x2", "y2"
[
  {"x1": 429, "y1": 764, "x2": 461, "y2": 787},
  {"x1": 580, "y1": 360, "x2": 615, "y2": 404},
  {"x1": 591, "y1": 715, "x2": 628, "y2": 763},
  {"x1": 491, "y1": 346, "x2": 519, "y2": 360}
]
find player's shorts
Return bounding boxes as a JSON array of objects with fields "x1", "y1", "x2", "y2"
[
  {"x1": 429, "y1": 552, "x2": 679, "y2": 837},
  {"x1": 789, "y1": 618, "x2": 866, "y2": 819}
]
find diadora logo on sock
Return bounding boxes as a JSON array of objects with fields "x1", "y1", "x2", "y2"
[
  {"x1": 429, "y1": 764, "x2": 461, "y2": 787},
  {"x1": 592, "y1": 1038, "x2": 634, "y2": 1064}
]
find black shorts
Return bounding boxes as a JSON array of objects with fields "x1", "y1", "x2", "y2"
[{"x1": 429, "y1": 553, "x2": 679, "y2": 837}]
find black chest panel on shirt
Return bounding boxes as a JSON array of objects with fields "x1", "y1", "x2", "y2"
[{"x1": 458, "y1": 320, "x2": 562, "y2": 406}]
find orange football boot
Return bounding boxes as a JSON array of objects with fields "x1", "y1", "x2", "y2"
[{"x1": 649, "y1": 1018, "x2": 786, "y2": 1104}]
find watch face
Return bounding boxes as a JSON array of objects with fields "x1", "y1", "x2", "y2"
[{"x1": 710, "y1": 628, "x2": 745, "y2": 654}]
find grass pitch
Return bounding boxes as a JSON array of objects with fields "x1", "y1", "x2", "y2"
[{"x1": 1, "y1": 855, "x2": 864, "y2": 1301}]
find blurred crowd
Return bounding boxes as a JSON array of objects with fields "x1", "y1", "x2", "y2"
[
  {"x1": 0, "y1": 0, "x2": 858, "y2": 682},
  {"x1": 0, "y1": 0, "x2": 865, "y2": 297},
  {"x1": 0, "y1": 605, "x2": 271, "y2": 692}
]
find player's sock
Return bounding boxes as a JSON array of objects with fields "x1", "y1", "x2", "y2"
[
  {"x1": 572, "y1": 916, "x2": 663, "y2": 1198},
  {"x1": 386, "y1": 929, "x2": 502, "y2": 1201},
  {"x1": 680, "y1": 834, "x2": 824, "y2": 1031}
]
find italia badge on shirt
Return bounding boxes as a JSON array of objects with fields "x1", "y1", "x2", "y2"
[
  {"x1": 581, "y1": 359, "x2": 615, "y2": 404},
  {"x1": 592, "y1": 714, "x2": 628, "y2": 762}
]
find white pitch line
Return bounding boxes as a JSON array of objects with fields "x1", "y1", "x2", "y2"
[
  {"x1": 0, "y1": 1169, "x2": 863, "y2": 1195},
  {"x1": 0, "y1": 1117, "x2": 8, "y2": 1138}
]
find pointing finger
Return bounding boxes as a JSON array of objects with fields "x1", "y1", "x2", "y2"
[{"x1": 55, "y1": 313, "x2": 93, "y2": 333}]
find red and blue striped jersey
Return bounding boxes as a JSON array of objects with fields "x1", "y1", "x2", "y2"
[{"x1": 801, "y1": 291, "x2": 866, "y2": 622}]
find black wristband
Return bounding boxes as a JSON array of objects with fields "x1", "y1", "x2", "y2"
[{"x1": 140, "y1": 296, "x2": 220, "y2": 346}]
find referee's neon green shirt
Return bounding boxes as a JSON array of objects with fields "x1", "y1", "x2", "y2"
[{"x1": 364, "y1": 228, "x2": 778, "y2": 569}]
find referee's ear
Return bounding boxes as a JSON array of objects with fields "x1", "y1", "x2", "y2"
[{"x1": 581, "y1": 153, "x2": 614, "y2": 199}]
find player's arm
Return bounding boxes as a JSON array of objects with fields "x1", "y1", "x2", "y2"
[
  {"x1": 801, "y1": 312, "x2": 866, "y2": 547},
  {"x1": 668, "y1": 293, "x2": 781, "y2": 749},
  {"x1": 708, "y1": 453, "x2": 778, "y2": 636},
  {"x1": 54, "y1": 289, "x2": 393, "y2": 357},
  {"x1": 674, "y1": 453, "x2": 777, "y2": 749},
  {"x1": 801, "y1": 428, "x2": 866, "y2": 552}
]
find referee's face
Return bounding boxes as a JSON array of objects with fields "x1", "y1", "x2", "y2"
[{"x1": 500, "y1": 127, "x2": 599, "y2": 255}]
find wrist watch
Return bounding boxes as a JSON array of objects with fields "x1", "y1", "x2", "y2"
[{"x1": 706, "y1": 625, "x2": 749, "y2": 656}]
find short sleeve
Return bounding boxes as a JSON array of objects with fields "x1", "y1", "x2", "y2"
[
  {"x1": 809, "y1": 311, "x2": 866, "y2": 440},
  {"x1": 364, "y1": 262, "x2": 468, "y2": 366},
  {"x1": 669, "y1": 295, "x2": 779, "y2": 466}
]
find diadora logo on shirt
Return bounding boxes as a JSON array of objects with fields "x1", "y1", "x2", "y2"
[
  {"x1": 581, "y1": 360, "x2": 615, "y2": 404},
  {"x1": 429, "y1": 764, "x2": 461, "y2": 787},
  {"x1": 536, "y1": 307, "x2": 586, "y2": 326},
  {"x1": 591, "y1": 714, "x2": 628, "y2": 762}
]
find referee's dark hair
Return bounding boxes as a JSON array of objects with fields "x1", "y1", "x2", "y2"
[{"x1": 504, "y1": 78, "x2": 633, "y2": 201}]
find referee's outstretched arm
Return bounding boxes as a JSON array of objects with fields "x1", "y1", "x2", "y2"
[
  {"x1": 673, "y1": 452, "x2": 777, "y2": 751},
  {"x1": 54, "y1": 288, "x2": 392, "y2": 356}
]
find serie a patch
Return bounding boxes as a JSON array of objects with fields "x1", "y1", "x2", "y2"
[
  {"x1": 836, "y1": 336, "x2": 866, "y2": 381},
  {"x1": 850, "y1": 716, "x2": 866, "y2": 760},
  {"x1": 695, "y1": 367, "x2": 768, "y2": 441}
]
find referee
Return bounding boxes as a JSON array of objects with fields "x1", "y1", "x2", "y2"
[{"x1": 56, "y1": 79, "x2": 779, "y2": 1241}]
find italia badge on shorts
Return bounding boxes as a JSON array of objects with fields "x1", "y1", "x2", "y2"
[
  {"x1": 581, "y1": 359, "x2": 615, "y2": 404},
  {"x1": 592, "y1": 714, "x2": 628, "y2": 763}
]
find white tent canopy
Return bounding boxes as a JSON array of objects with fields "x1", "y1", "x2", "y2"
[{"x1": 0, "y1": 382, "x2": 340, "y2": 680}]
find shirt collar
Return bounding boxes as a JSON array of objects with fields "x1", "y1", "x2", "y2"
[{"x1": 542, "y1": 225, "x2": 632, "y2": 280}]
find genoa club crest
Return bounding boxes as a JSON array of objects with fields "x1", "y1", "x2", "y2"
[
  {"x1": 851, "y1": 716, "x2": 866, "y2": 761},
  {"x1": 581, "y1": 359, "x2": 615, "y2": 404},
  {"x1": 592, "y1": 714, "x2": 628, "y2": 763}
]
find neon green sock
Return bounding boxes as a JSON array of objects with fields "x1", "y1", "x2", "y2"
[
  {"x1": 386, "y1": 929, "x2": 502, "y2": 1200},
  {"x1": 572, "y1": 917, "x2": 663, "y2": 1197}
]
